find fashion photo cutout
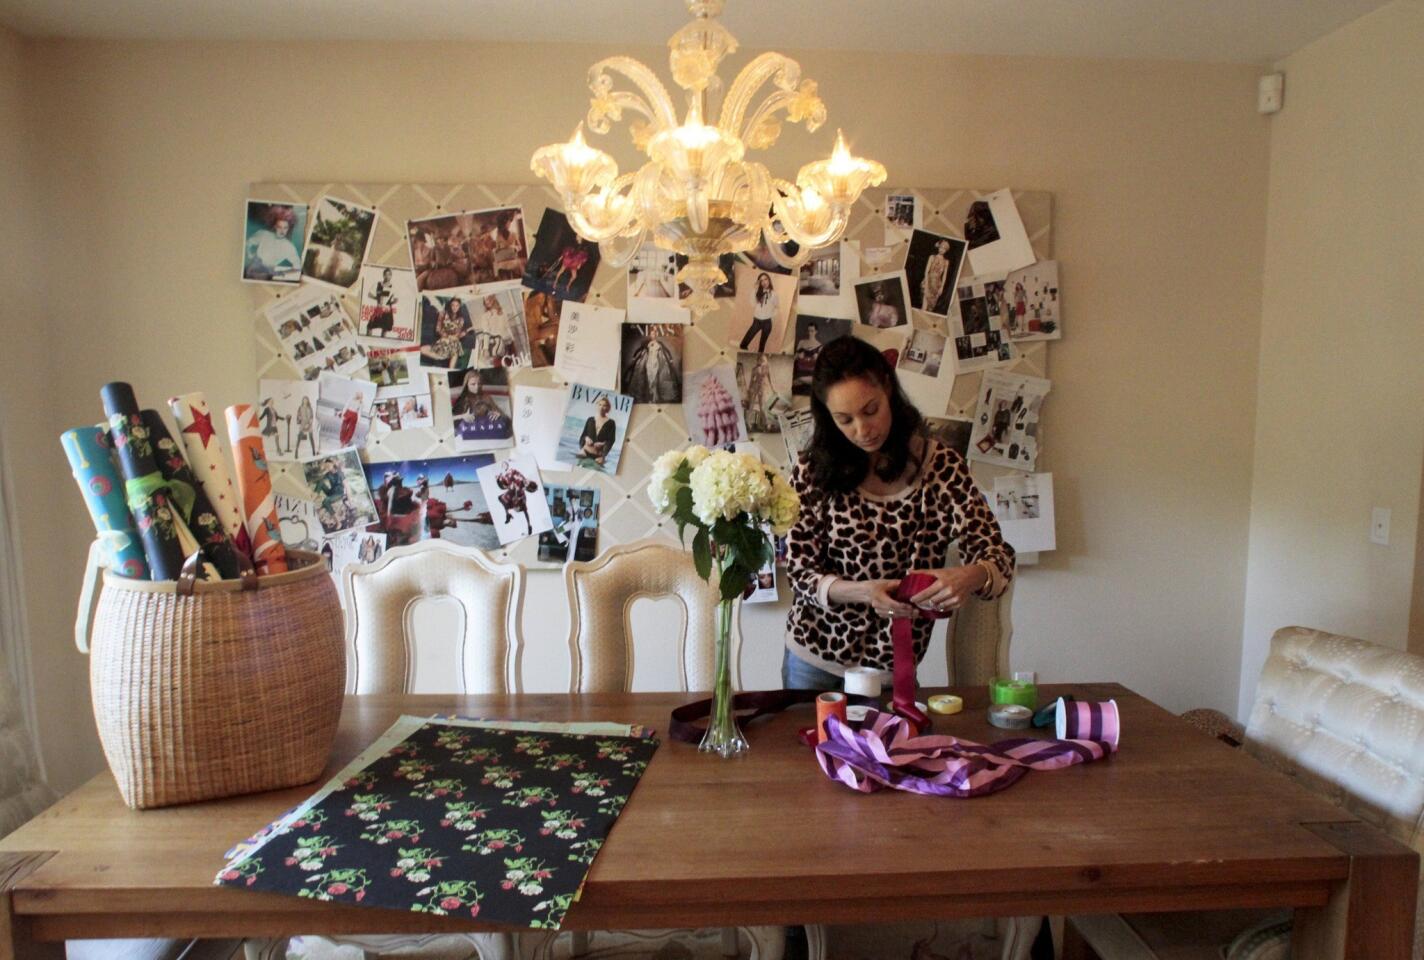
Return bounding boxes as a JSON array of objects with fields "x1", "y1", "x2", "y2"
[
  {"x1": 409, "y1": 206, "x2": 529, "y2": 292},
  {"x1": 363, "y1": 454, "x2": 498, "y2": 550},
  {"x1": 302, "y1": 195, "x2": 378, "y2": 290},
  {"x1": 903, "y1": 229, "x2": 967, "y2": 317},
  {"x1": 242, "y1": 199, "x2": 307, "y2": 284},
  {"x1": 357, "y1": 264, "x2": 418, "y2": 344},
  {"x1": 521, "y1": 208, "x2": 600, "y2": 303},
  {"x1": 728, "y1": 262, "x2": 796, "y2": 353},
  {"x1": 477, "y1": 453, "x2": 553, "y2": 545},
  {"x1": 620, "y1": 323, "x2": 684, "y2": 404}
]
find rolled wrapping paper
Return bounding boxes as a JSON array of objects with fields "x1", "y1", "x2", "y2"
[
  {"x1": 1056, "y1": 697, "x2": 1121, "y2": 751},
  {"x1": 59, "y1": 425, "x2": 149, "y2": 579},
  {"x1": 167, "y1": 392, "x2": 251, "y2": 561},
  {"x1": 100, "y1": 382, "x2": 201, "y2": 581},
  {"x1": 225, "y1": 404, "x2": 288, "y2": 576},
  {"x1": 843, "y1": 666, "x2": 883, "y2": 699},
  {"x1": 815, "y1": 691, "x2": 848, "y2": 744},
  {"x1": 140, "y1": 410, "x2": 243, "y2": 581}
]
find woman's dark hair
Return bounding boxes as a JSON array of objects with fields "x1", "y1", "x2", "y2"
[
  {"x1": 806, "y1": 336, "x2": 924, "y2": 493},
  {"x1": 755, "y1": 272, "x2": 773, "y2": 305}
]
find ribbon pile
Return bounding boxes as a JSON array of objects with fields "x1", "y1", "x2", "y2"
[{"x1": 815, "y1": 708, "x2": 1114, "y2": 798}]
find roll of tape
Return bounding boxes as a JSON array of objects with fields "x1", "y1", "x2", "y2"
[
  {"x1": 815, "y1": 691, "x2": 848, "y2": 744},
  {"x1": 987, "y1": 703, "x2": 1033, "y2": 729},
  {"x1": 1055, "y1": 697, "x2": 1121, "y2": 749},
  {"x1": 989, "y1": 677, "x2": 1038, "y2": 709},
  {"x1": 844, "y1": 666, "x2": 883, "y2": 698},
  {"x1": 927, "y1": 694, "x2": 963, "y2": 715}
]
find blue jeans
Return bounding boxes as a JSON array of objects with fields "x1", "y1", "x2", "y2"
[{"x1": 780, "y1": 648, "x2": 842, "y2": 691}]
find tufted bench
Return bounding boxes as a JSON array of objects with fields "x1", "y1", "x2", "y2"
[{"x1": 1066, "y1": 625, "x2": 1424, "y2": 960}]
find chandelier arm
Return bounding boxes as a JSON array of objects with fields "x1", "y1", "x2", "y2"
[
  {"x1": 564, "y1": 172, "x2": 640, "y2": 242},
  {"x1": 772, "y1": 207, "x2": 849, "y2": 254},
  {"x1": 738, "y1": 86, "x2": 825, "y2": 151},
  {"x1": 598, "y1": 228, "x2": 647, "y2": 269},
  {"x1": 716, "y1": 52, "x2": 801, "y2": 139},
  {"x1": 588, "y1": 56, "x2": 679, "y2": 138}
]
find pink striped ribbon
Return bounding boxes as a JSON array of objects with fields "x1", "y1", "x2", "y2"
[{"x1": 815, "y1": 708, "x2": 1114, "y2": 798}]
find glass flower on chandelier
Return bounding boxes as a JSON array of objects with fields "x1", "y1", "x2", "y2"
[{"x1": 531, "y1": 0, "x2": 886, "y2": 318}]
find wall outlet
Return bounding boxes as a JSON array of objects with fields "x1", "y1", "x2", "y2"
[{"x1": 1370, "y1": 507, "x2": 1391, "y2": 545}]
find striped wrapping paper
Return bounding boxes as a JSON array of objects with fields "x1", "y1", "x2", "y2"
[
  {"x1": 224, "y1": 403, "x2": 288, "y2": 576},
  {"x1": 815, "y1": 708, "x2": 1113, "y2": 798}
]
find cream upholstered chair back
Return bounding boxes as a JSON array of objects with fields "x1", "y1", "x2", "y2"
[
  {"x1": 564, "y1": 538, "x2": 737, "y2": 693},
  {"x1": 1246, "y1": 625, "x2": 1424, "y2": 958},
  {"x1": 342, "y1": 539, "x2": 526, "y2": 694},
  {"x1": 946, "y1": 582, "x2": 1013, "y2": 685}
]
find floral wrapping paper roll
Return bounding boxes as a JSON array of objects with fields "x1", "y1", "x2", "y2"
[
  {"x1": 60, "y1": 424, "x2": 149, "y2": 579},
  {"x1": 225, "y1": 403, "x2": 289, "y2": 576},
  {"x1": 167, "y1": 391, "x2": 252, "y2": 562},
  {"x1": 99, "y1": 381, "x2": 201, "y2": 582},
  {"x1": 140, "y1": 410, "x2": 243, "y2": 580}
]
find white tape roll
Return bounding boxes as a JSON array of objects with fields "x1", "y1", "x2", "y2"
[{"x1": 844, "y1": 666, "x2": 883, "y2": 698}]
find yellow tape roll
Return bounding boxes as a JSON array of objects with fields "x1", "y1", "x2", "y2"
[{"x1": 928, "y1": 694, "x2": 963, "y2": 715}]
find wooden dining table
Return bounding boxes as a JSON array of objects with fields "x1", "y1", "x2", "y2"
[{"x1": 0, "y1": 683, "x2": 1416, "y2": 959}]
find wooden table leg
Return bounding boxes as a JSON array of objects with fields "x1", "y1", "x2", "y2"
[
  {"x1": 1295, "y1": 821, "x2": 1418, "y2": 959},
  {"x1": 0, "y1": 853, "x2": 63, "y2": 960}
]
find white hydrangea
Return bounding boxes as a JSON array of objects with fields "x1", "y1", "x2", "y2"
[
  {"x1": 688, "y1": 450, "x2": 772, "y2": 526},
  {"x1": 765, "y1": 473, "x2": 801, "y2": 536}
]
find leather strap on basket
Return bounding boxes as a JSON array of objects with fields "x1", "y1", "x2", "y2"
[
  {"x1": 177, "y1": 549, "x2": 259, "y2": 597},
  {"x1": 669, "y1": 689, "x2": 879, "y2": 744}
]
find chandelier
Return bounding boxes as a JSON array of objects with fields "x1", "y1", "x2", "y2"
[{"x1": 530, "y1": 0, "x2": 886, "y2": 318}]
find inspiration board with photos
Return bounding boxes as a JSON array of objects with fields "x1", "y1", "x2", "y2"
[{"x1": 245, "y1": 181, "x2": 1056, "y2": 580}]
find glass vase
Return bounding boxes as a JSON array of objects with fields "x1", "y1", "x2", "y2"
[{"x1": 698, "y1": 595, "x2": 749, "y2": 758}]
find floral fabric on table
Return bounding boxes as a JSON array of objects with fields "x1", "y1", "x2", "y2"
[{"x1": 215, "y1": 721, "x2": 658, "y2": 929}]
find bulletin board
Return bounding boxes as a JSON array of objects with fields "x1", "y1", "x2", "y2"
[{"x1": 247, "y1": 181, "x2": 1053, "y2": 567}]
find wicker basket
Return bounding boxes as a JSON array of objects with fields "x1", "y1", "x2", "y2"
[{"x1": 77, "y1": 546, "x2": 346, "y2": 809}]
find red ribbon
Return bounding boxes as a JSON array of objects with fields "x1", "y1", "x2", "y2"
[{"x1": 888, "y1": 573, "x2": 951, "y2": 733}]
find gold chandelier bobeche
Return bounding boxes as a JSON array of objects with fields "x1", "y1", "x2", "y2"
[{"x1": 531, "y1": 0, "x2": 886, "y2": 318}]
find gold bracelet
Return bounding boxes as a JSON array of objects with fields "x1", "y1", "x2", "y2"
[{"x1": 974, "y1": 559, "x2": 997, "y2": 596}]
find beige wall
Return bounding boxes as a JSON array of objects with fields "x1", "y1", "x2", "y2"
[
  {"x1": 7, "y1": 36, "x2": 1272, "y2": 790},
  {"x1": 1239, "y1": 0, "x2": 1424, "y2": 714}
]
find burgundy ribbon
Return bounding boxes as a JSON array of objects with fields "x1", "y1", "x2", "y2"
[
  {"x1": 815, "y1": 708, "x2": 1113, "y2": 797},
  {"x1": 890, "y1": 573, "x2": 950, "y2": 732},
  {"x1": 668, "y1": 689, "x2": 879, "y2": 745}
]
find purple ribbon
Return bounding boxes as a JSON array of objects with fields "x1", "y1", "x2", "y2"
[{"x1": 815, "y1": 708, "x2": 1113, "y2": 797}]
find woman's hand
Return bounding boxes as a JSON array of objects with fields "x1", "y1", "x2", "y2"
[
  {"x1": 848, "y1": 579, "x2": 916, "y2": 617},
  {"x1": 907, "y1": 565, "x2": 988, "y2": 612}
]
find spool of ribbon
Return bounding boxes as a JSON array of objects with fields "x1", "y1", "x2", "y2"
[
  {"x1": 990, "y1": 676, "x2": 1038, "y2": 709},
  {"x1": 816, "y1": 708, "x2": 1113, "y2": 798},
  {"x1": 928, "y1": 694, "x2": 963, "y2": 715},
  {"x1": 60, "y1": 425, "x2": 149, "y2": 579},
  {"x1": 225, "y1": 404, "x2": 289, "y2": 576},
  {"x1": 100, "y1": 382, "x2": 198, "y2": 581},
  {"x1": 988, "y1": 703, "x2": 1033, "y2": 729},
  {"x1": 843, "y1": 666, "x2": 883, "y2": 698},
  {"x1": 815, "y1": 691, "x2": 848, "y2": 744},
  {"x1": 168, "y1": 392, "x2": 251, "y2": 561},
  {"x1": 1055, "y1": 697, "x2": 1121, "y2": 751},
  {"x1": 141, "y1": 411, "x2": 242, "y2": 581},
  {"x1": 888, "y1": 573, "x2": 953, "y2": 733}
]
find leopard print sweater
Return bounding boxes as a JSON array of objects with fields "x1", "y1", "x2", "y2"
[{"x1": 784, "y1": 441, "x2": 1015, "y2": 674}]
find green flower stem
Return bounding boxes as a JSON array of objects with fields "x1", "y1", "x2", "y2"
[{"x1": 699, "y1": 548, "x2": 749, "y2": 759}]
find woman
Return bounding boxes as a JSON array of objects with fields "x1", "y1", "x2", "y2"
[
  {"x1": 294, "y1": 396, "x2": 317, "y2": 458},
  {"x1": 338, "y1": 390, "x2": 365, "y2": 449},
  {"x1": 866, "y1": 283, "x2": 902, "y2": 328},
  {"x1": 451, "y1": 369, "x2": 510, "y2": 440},
  {"x1": 244, "y1": 205, "x2": 301, "y2": 282},
  {"x1": 471, "y1": 294, "x2": 512, "y2": 368},
  {"x1": 495, "y1": 460, "x2": 537, "y2": 536},
  {"x1": 919, "y1": 238, "x2": 953, "y2": 314},
  {"x1": 577, "y1": 395, "x2": 617, "y2": 467},
  {"x1": 421, "y1": 297, "x2": 470, "y2": 368},
  {"x1": 739, "y1": 272, "x2": 779, "y2": 352},
  {"x1": 782, "y1": 337, "x2": 1015, "y2": 691},
  {"x1": 743, "y1": 353, "x2": 777, "y2": 433}
]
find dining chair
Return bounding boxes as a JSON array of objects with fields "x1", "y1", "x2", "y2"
[
  {"x1": 0, "y1": 647, "x2": 243, "y2": 960},
  {"x1": 1065, "y1": 626, "x2": 1424, "y2": 960},
  {"x1": 528, "y1": 537, "x2": 779, "y2": 960},
  {"x1": 270, "y1": 540, "x2": 527, "y2": 960}
]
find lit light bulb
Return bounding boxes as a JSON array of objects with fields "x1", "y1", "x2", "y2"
[{"x1": 827, "y1": 130, "x2": 857, "y2": 177}]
